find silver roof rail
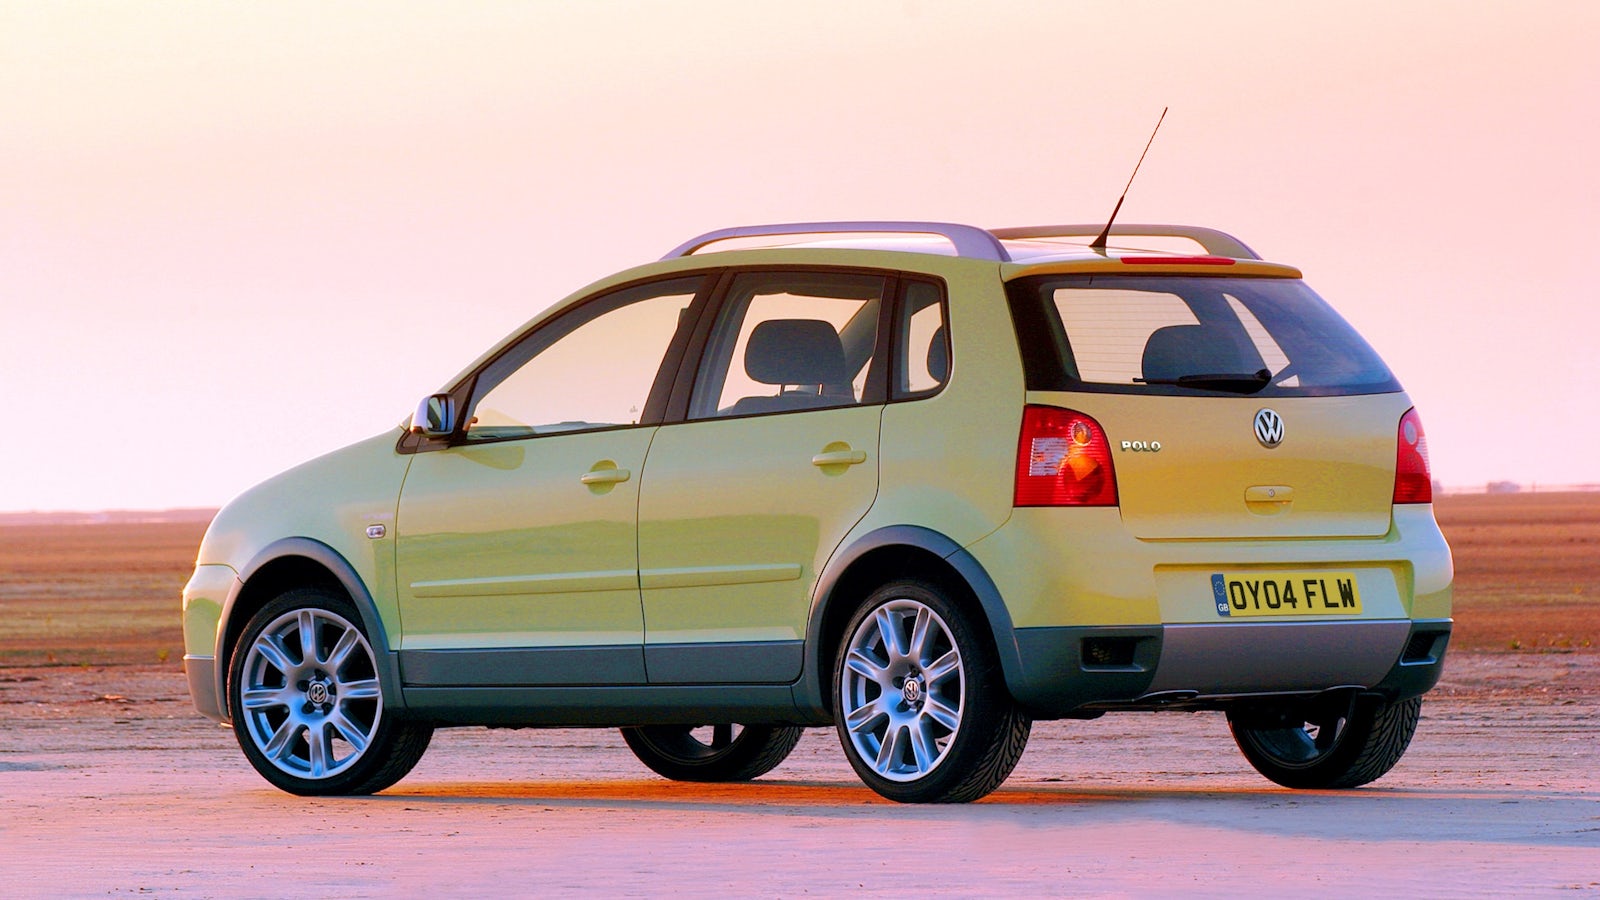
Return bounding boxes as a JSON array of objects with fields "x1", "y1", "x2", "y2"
[
  {"x1": 664, "y1": 221, "x2": 1013, "y2": 262},
  {"x1": 989, "y1": 224, "x2": 1261, "y2": 260}
]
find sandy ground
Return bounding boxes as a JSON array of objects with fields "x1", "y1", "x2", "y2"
[{"x1": 2, "y1": 652, "x2": 1596, "y2": 897}]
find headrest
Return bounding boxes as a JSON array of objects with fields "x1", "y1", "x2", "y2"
[
  {"x1": 745, "y1": 319, "x2": 849, "y2": 387},
  {"x1": 1141, "y1": 324, "x2": 1261, "y2": 383},
  {"x1": 926, "y1": 325, "x2": 949, "y2": 384}
]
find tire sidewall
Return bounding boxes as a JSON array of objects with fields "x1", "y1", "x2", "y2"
[
  {"x1": 621, "y1": 724, "x2": 803, "y2": 783},
  {"x1": 1229, "y1": 695, "x2": 1415, "y2": 790}
]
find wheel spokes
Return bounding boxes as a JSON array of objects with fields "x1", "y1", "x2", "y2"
[
  {"x1": 908, "y1": 607, "x2": 934, "y2": 664},
  {"x1": 296, "y1": 610, "x2": 319, "y2": 665},
  {"x1": 338, "y1": 677, "x2": 381, "y2": 701},
  {"x1": 262, "y1": 718, "x2": 301, "y2": 762},
  {"x1": 306, "y1": 724, "x2": 331, "y2": 777},
  {"x1": 326, "y1": 626, "x2": 362, "y2": 674},
  {"x1": 238, "y1": 604, "x2": 385, "y2": 782},
  {"x1": 846, "y1": 698, "x2": 889, "y2": 735},
  {"x1": 922, "y1": 696, "x2": 960, "y2": 732},
  {"x1": 840, "y1": 596, "x2": 967, "y2": 783},
  {"x1": 253, "y1": 635, "x2": 295, "y2": 676},
  {"x1": 872, "y1": 607, "x2": 906, "y2": 658},
  {"x1": 241, "y1": 686, "x2": 290, "y2": 711},
  {"x1": 328, "y1": 709, "x2": 371, "y2": 753},
  {"x1": 846, "y1": 648, "x2": 889, "y2": 684},
  {"x1": 922, "y1": 649, "x2": 959, "y2": 686}
]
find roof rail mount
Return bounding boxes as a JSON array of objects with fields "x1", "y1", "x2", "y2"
[
  {"x1": 989, "y1": 224, "x2": 1260, "y2": 260},
  {"x1": 664, "y1": 221, "x2": 1013, "y2": 263}
]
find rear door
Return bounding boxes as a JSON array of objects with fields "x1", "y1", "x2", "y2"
[{"x1": 635, "y1": 269, "x2": 891, "y2": 683}]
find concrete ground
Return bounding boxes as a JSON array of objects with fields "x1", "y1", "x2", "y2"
[{"x1": 2, "y1": 652, "x2": 1597, "y2": 897}]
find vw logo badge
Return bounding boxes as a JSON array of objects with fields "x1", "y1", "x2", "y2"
[{"x1": 1253, "y1": 408, "x2": 1284, "y2": 448}]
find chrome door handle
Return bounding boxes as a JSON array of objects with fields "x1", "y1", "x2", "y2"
[
  {"x1": 811, "y1": 450, "x2": 868, "y2": 467},
  {"x1": 580, "y1": 468, "x2": 631, "y2": 485}
]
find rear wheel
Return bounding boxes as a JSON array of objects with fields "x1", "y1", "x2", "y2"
[
  {"x1": 1228, "y1": 693, "x2": 1421, "y2": 789},
  {"x1": 621, "y1": 723, "x2": 803, "y2": 782},
  {"x1": 227, "y1": 588, "x2": 432, "y2": 796},
  {"x1": 833, "y1": 579, "x2": 1030, "y2": 803}
]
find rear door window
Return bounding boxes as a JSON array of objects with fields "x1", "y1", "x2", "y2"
[
  {"x1": 688, "y1": 271, "x2": 888, "y2": 419},
  {"x1": 1008, "y1": 275, "x2": 1399, "y2": 397}
]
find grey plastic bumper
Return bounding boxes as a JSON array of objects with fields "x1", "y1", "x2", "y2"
[
  {"x1": 185, "y1": 655, "x2": 225, "y2": 722},
  {"x1": 1009, "y1": 619, "x2": 1451, "y2": 718}
]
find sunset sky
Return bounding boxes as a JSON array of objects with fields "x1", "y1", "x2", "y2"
[{"x1": 4, "y1": 1, "x2": 1597, "y2": 512}]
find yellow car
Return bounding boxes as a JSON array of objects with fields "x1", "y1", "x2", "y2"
[{"x1": 183, "y1": 221, "x2": 1452, "y2": 802}]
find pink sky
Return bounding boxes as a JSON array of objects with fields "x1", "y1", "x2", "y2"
[{"x1": 4, "y1": 1, "x2": 1597, "y2": 512}]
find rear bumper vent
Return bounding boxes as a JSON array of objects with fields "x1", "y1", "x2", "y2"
[
  {"x1": 1401, "y1": 629, "x2": 1449, "y2": 665},
  {"x1": 1081, "y1": 636, "x2": 1142, "y2": 670}
]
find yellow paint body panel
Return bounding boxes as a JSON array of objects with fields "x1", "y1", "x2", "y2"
[
  {"x1": 188, "y1": 429, "x2": 413, "y2": 654},
  {"x1": 394, "y1": 427, "x2": 655, "y2": 650}
]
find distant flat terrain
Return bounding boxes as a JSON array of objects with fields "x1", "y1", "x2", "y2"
[{"x1": 0, "y1": 492, "x2": 1594, "y2": 665}]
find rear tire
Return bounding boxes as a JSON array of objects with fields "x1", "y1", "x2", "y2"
[
  {"x1": 833, "y1": 579, "x2": 1030, "y2": 803},
  {"x1": 621, "y1": 723, "x2": 803, "y2": 782},
  {"x1": 227, "y1": 588, "x2": 432, "y2": 796},
  {"x1": 1228, "y1": 694, "x2": 1421, "y2": 789}
]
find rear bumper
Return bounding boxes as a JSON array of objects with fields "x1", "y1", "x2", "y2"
[{"x1": 1008, "y1": 618, "x2": 1450, "y2": 717}]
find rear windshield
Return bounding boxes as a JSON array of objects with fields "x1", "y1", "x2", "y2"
[{"x1": 1007, "y1": 275, "x2": 1399, "y2": 397}]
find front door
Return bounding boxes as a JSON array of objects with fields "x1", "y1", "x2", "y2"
[{"x1": 394, "y1": 276, "x2": 706, "y2": 686}]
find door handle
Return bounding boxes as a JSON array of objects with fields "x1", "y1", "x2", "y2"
[
  {"x1": 580, "y1": 468, "x2": 632, "y2": 485},
  {"x1": 811, "y1": 449, "x2": 868, "y2": 467}
]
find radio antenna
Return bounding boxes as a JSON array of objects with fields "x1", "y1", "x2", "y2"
[{"x1": 1091, "y1": 106, "x2": 1168, "y2": 251}]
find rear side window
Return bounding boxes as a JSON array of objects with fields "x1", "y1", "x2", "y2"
[{"x1": 1007, "y1": 275, "x2": 1399, "y2": 397}]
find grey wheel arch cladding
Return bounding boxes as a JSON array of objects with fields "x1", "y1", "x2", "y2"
[
  {"x1": 799, "y1": 525, "x2": 1022, "y2": 719},
  {"x1": 215, "y1": 537, "x2": 406, "y2": 717}
]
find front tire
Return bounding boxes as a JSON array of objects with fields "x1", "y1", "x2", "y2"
[
  {"x1": 621, "y1": 724, "x2": 803, "y2": 782},
  {"x1": 1228, "y1": 693, "x2": 1422, "y2": 789},
  {"x1": 833, "y1": 580, "x2": 1030, "y2": 803},
  {"x1": 227, "y1": 588, "x2": 432, "y2": 796}
]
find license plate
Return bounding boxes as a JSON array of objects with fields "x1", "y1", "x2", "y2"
[{"x1": 1211, "y1": 571, "x2": 1362, "y2": 617}]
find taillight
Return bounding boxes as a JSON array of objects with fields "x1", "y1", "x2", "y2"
[
  {"x1": 1015, "y1": 406, "x2": 1118, "y2": 507},
  {"x1": 1393, "y1": 407, "x2": 1433, "y2": 504}
]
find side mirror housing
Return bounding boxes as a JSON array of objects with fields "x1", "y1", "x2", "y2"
[{"x1": 412, "y1": 393, "x2": 457, "y2": 438}]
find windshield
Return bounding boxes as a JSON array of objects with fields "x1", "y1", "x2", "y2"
[{"x1": 1007, "y1": 275, "x2": 1399, "y2": 397}]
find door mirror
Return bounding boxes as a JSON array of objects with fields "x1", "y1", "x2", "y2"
[{"x1": 412, "y1": 393, "x2": 457, "y2": 438}]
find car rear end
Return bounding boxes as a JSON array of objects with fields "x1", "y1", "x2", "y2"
[{"x1": 966, "y1": 255, "x2": 1453, "y2": 717}]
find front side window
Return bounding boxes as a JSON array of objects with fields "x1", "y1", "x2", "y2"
[
  {"x1": 688, "y1": 271, "x2": 887, "y2": 418},
  {"x1": 1008, "y1": 275, "x2": 1399, "y2": 397},
  {"x1": 464, "y1": 277, "x2": 703, "y2": 441}
]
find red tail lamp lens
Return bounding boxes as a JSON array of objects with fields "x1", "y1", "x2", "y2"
[
  {"x1": 1015, "y1": 406, "x2": 1118, "y2": 507},
  {"x1": 1393, "y1": 407, "x2": 1433, "y2": 504}
]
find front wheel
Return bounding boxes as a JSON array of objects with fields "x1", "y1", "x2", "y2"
[
  {"x1": 1228, "y1": 694, "x2": 1422, "y2": 789},
  {"x1": 833, "y1": 580, "x2": 1030, "y2": 803},
  {"x1": 621, "y1": 723, "x2": 803, "y2": 782},
  {"x1": 227, "y1": 588, "x2": 433, "y2": 796}
]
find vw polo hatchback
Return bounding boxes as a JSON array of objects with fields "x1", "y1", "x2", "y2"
[{"x1": 183, "y1": 221, "x2": 1452, "y2": 802}]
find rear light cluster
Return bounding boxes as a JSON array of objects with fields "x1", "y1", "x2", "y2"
[
  {"x1": 1015, "y1": 405, "x2": 1118, "y2": 507},
  {"x1": 1393, "y1": 407, "x2": 1433, "y2": 504}
]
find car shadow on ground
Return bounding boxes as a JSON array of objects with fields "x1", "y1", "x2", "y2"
[{"x1": 339, "y1": 778, "x2": 1600, "y2": 848}]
